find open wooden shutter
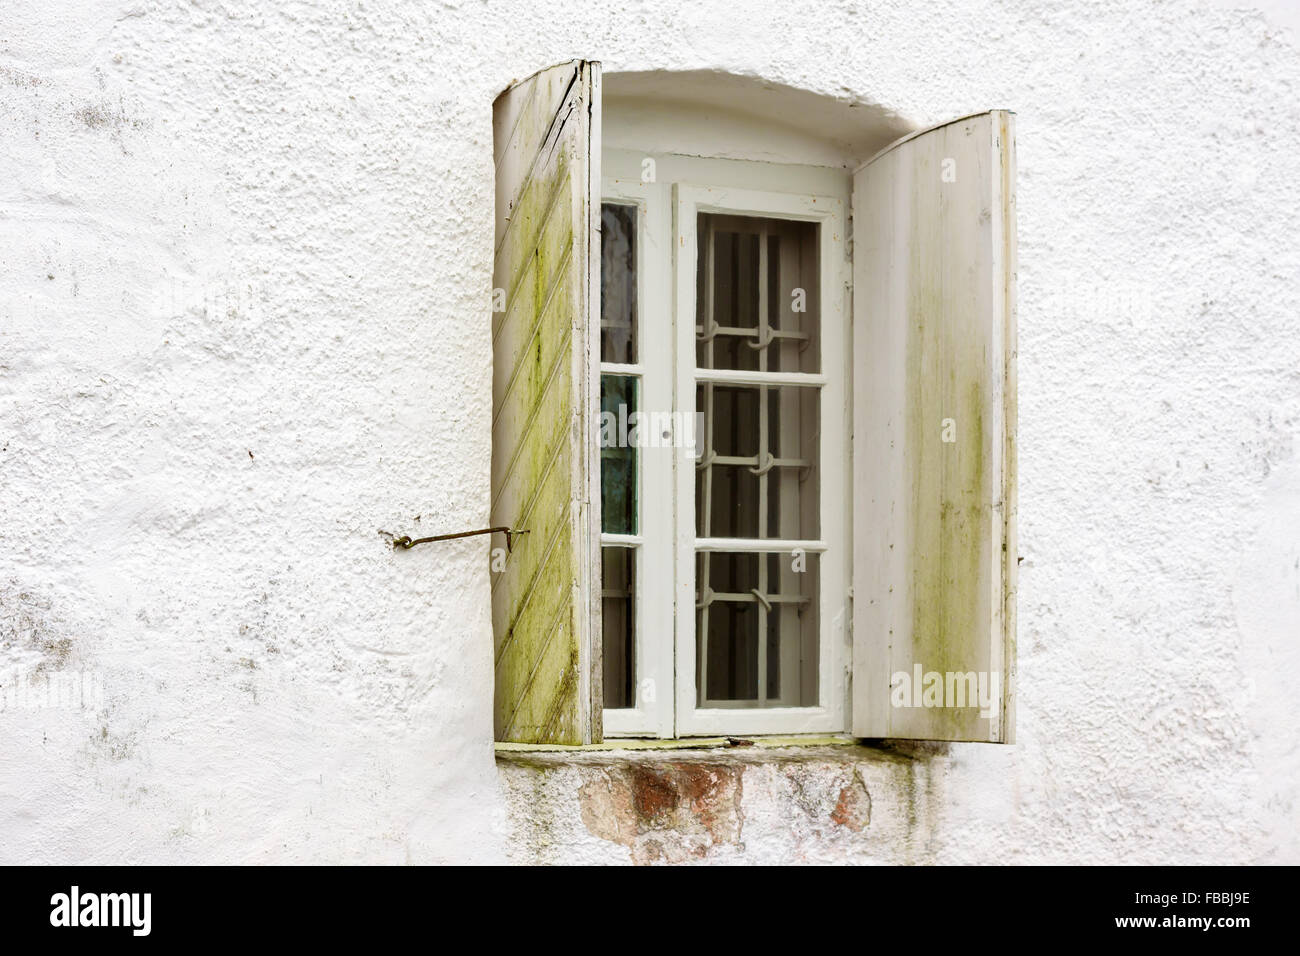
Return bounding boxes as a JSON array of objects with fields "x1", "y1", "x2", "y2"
[
  {"x1": 851, "y1": 111, "x2": 1016, "y2": 742},
  {"x1": 491, "y1": 61, "x2": 602, "y2": 744}
]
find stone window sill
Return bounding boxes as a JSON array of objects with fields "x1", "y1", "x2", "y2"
[
  {"x1": 497, "y1": 734, "x2": 852, "y2": 754},
  {"x1": 494, "y1": 735, "x2": 945, "y2": 768}
]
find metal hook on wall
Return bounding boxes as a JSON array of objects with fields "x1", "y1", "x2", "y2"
[{"x1": 381, "y1": 526, "x2": 529, "y2": 552}]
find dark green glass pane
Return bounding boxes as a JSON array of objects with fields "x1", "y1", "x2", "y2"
[{"x1": 600, "y1": 374, "x2": 637, "y2": 535}]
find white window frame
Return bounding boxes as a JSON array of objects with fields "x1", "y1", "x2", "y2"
[
  {"x1": 599, "y1": 177, "x2": 675, "y2": 738},
  {"x1": 673, "y1": 183, "x2": 849, "y2": 737},
  {"x1": 601, "y1": 157, "x2": 851, "y2": 738}
]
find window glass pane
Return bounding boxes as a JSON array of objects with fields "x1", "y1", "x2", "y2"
[
  {"x1": 696, "y1": 213, "x2": 818, "y2": 374},
  {"x1": 600, "y1": 374, "x2": 638, "y2": 535},
  {"x1": 694, "y1": 551, "x2": 818, "y2": 706},
  {"x1": 694, "y1": 383, "x2": 819, "y2": 539},
  {"x1": 602, "y1": 546, "x2": 636, "y2": 709},
  {"x1": 600, "y1": 203, "x2": 637, "y2": 364}
]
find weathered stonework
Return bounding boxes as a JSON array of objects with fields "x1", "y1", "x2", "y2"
[
  {"x1": 498, "y1": 745, "x2": 941, "y2": 865},
  {"x1": 578, "y1": 762, "x2": 745, "y2": 863}
]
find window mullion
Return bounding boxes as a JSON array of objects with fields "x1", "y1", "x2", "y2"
[
  {"x1": 755, "y1": 225, "x2": 770, "y2": 705},
  {"x1": 696, "y1": 215, "x2": 717, "y2": 706}
]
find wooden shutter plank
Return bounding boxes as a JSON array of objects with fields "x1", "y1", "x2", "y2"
[
  {"x1": 492, "y1": 117, "x2": 579, "y2": 345},
  {"x1": 490, "y1": 312, "x2": 574, "y2": 514},
  {"x1": 491, "y1": 432, "x2": 571, "y2": 635},
  {"x1": 491, "y1": 183, "x2": 576, "y2": 405},
  {"x1": 498, "y1": 601, "x2": 582, "y2": 744},
  {"x1": 491, "y1": 61, "x2": 601, "y2": 744},
  {"x1": 851, "y1": 111, "x2": 1016, "y2": 743},
  {"x1": 494, "y1": 62, "x2": 583, "y2": 251}
]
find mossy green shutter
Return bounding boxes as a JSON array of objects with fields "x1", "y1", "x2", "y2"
[
  {"x1": 491, "y1": 61, "x2": 602, "y2": 744},
  {"x1": 852, "y1": 111, "x2": 1017, "y2": 742}
]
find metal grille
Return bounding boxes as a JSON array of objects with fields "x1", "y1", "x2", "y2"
[{"x1": 694, "y1": 213, "x2": 820, "y2": 708}]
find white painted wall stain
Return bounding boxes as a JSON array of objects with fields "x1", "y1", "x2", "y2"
[{"x1": 0, "y1": 0, "x2": 1296, "y2": 864}]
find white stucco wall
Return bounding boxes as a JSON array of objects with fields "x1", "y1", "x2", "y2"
[{"x1": 1, "y1": 0, "x2": 1297, "y2": 865}]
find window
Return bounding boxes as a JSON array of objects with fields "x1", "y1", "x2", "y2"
[
  {"x1": 595, "y1": 169, "x2": 850, "y2": 739},
  {"x1": 491, "y1": 61, "x2": 1016, "y2": 747}
]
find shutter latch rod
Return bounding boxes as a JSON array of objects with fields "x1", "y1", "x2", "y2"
[{"x1": 382, "y1": 526, "x2": 529, "y2": 552}]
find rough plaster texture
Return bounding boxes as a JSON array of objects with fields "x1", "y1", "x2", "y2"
[{"x1": 1, "y1": 0, "x2": 1297, "y2": 864}]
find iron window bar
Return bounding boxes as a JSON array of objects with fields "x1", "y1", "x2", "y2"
[
  {"x1": 694, "y1": 449, "x2": 813, "y2": 473},
  {"x1": 695, "y1": 215, "x2": 819, "y2": 709}
]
